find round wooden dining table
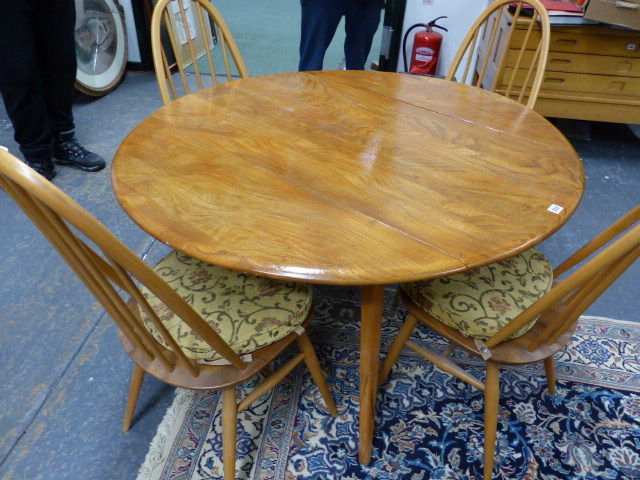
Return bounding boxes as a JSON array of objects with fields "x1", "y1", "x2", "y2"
[{"x1": 112, "y1": 70, "x2": 585, "y2": 465}]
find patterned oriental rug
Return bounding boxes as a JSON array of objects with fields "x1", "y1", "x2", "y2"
[{"x1": 137, "y1": 286, "x2": 640, "y2": 480}]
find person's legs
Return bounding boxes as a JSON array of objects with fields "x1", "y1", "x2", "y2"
[
  {"x1": 343, "y1": 0, "x2": 384, "y2": 70},
  {"x1": 0, "y1": 0, "x2": 103, "y2": 177},
  {"x1": 38, "y1": 0, "x2": 77, "y2": 136},
  {"x1": 43, "y1": 0, "x2": 105, "y2": 172},
  {"x1": 0, "y1": 0, "x2": 55, "y2": 177},
  {"x1": 299, "y1": 0, "x2": 345, "y2": 71}
]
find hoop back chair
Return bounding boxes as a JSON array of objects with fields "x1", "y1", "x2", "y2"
[
  {"x1": 379, "y1": 206, "x2": 640, "y2": 480},
  {"x1": 446, "y1": 0, "x2": 551, "y2": 109},
  {"x1": 0, "y1": 150, "x2": 336, "y2": 480},
  {"x1": 151, "y1": 0, "x2": 249, "y2": 105}
]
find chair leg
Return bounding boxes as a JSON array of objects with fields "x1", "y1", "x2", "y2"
[
  {"x1": 483, "y1": 361, "x2": 500, "y2": 480},
  {"x1": 378, "y1": 314, "x2": 419, "y2": 387},
  {"x1": 222, "y1": 387, "x2": 238, "y2": 480},
  {"x1": 123, "y1": 364, "x2": 145, "y2": 432},
  {"x1": 544, "y1": 356, "x2": 557, "y2": 396},
  {"x1": 297, "y1": 332, "x2": 338, "y2": 416}
]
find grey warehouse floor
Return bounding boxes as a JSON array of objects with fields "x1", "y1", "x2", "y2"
[{"x1": 1, "y1": 1, "x2": 639, "y2": 478}]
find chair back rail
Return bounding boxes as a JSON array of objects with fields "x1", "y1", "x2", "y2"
[
  {"x1": 446, "y1": 0, "x2": 550, "y2": 109},
  {"x1": 555, "y1": 206, "x2": 640, "y2": 275},
  {"x1": 151, "y1": 0, "x2": 249, "y2": 105}
]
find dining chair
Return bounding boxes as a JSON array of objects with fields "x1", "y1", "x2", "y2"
[
  {"x1": 0, "y1": 149, "x2": 337, "y2": 480},
  {"x1": 379, "y1": 206, "x2": 640, "y2": 480},
  {"x1": 446, "y1": 0, "x2": 551, "y2": 109},
  {"x1": 151, "y1": 0, "x2": 249, "y2": 105}
]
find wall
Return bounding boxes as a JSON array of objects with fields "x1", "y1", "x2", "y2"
[{"x1": 399, "y1": 0, "x2": 490, "y2": 75}]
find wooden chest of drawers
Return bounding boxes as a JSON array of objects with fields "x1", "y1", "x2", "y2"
[{"x1": 478, "y1": 11, "x2": 640, "y2": 123}]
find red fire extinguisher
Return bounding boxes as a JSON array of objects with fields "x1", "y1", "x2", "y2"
[{"x1": 403, "y1": 16, "x2": 448, "y2": 76}]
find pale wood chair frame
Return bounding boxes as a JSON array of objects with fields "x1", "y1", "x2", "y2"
[
  {"x1": 151, "y1": 0, "x2": 249, "y2": 105},
  {"x1": 379, "y1": 206, "x2": 640, "y2": 480},
  {"x1": 0, "y1": 150, "x2": 336, "y2": 480},
  {"x1": 446, "y1": 0, "x2": 551, "y2": 109}
]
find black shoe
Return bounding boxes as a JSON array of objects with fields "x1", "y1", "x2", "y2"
[
  {"x1": 26, "y1": 161, "x2": 57, "y2": 181},
  {"x1": 52, "y1": 132, "x2": 106, "y2": 172}
]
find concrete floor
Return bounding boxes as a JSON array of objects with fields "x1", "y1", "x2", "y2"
[{"x1": 1, "y1": 2, "x2": 639, "y2": 478}]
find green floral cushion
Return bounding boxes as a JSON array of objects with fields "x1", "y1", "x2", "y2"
[
  {"x1": 139, "y1": 251, "x2": 312, "y2": 361},
  {"x1": 401, "y1": 248, "x2": 553, "y2": 340}
]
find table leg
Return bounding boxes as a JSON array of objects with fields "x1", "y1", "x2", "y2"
[{"x1": 358, "y1": 284, "x2": 385, "y2": 465}]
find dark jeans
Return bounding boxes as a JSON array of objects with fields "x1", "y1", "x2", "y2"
[
  {"x1": 0, "y1": 0, "x2": 76, "y2": 163},
  {"x1": 299, "y1": 0, "x2": 385, "y2": 71}
]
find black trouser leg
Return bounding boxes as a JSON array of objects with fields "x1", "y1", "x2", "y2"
[
  {"x1": 344, "y1": 0, "x2": 384, "y2": 70},
  {"x1": 40, "y1": 0, "x2": 77, "y2": 137},
  {"x1": 0, "y1": 0, "x2": 76, "y2": 163},
  {"x1": 298, "y1": 0, "x2": 345, "y2": 71}
]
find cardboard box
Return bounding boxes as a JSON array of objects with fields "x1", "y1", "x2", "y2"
[{"x1": 583, "y1": 0, "x2": 640, "y2": 31}]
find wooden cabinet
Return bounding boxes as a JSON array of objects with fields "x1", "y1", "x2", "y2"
[{"x1": 478, "y1": 11, "x2": 640, "y2": 123}]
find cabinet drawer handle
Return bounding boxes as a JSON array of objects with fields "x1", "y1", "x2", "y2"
[
  {"x1": 617, "y1": 61, "x2": 632, "y2": 72},
  {"x1": 545, "y1": 78, "x2": 565, "y2": 84},
  {"x1": 550, "y1": 59, "x2": 571, "y2": 66},
  {"x1": 555, "y1": 39, "x2": 578, "y2": 46},
  {"x1": 608, "y1": 81, "x2": 625, "y2": 92}
]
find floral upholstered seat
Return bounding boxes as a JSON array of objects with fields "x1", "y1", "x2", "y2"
[
  {"x1": 140, "y1": 251, "x2": 313, "y2": 361},
  {"x1": 401, "y1": 248, "x2": 553, "y2": 340}
]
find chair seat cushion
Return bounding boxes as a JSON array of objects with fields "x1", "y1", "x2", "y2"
[
  {"x1": 139, "y1": 251, "x2": 312, "y2": 361},
  {"x1": 401, "y1": 248, "x2": 553, "y2": 340}
]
